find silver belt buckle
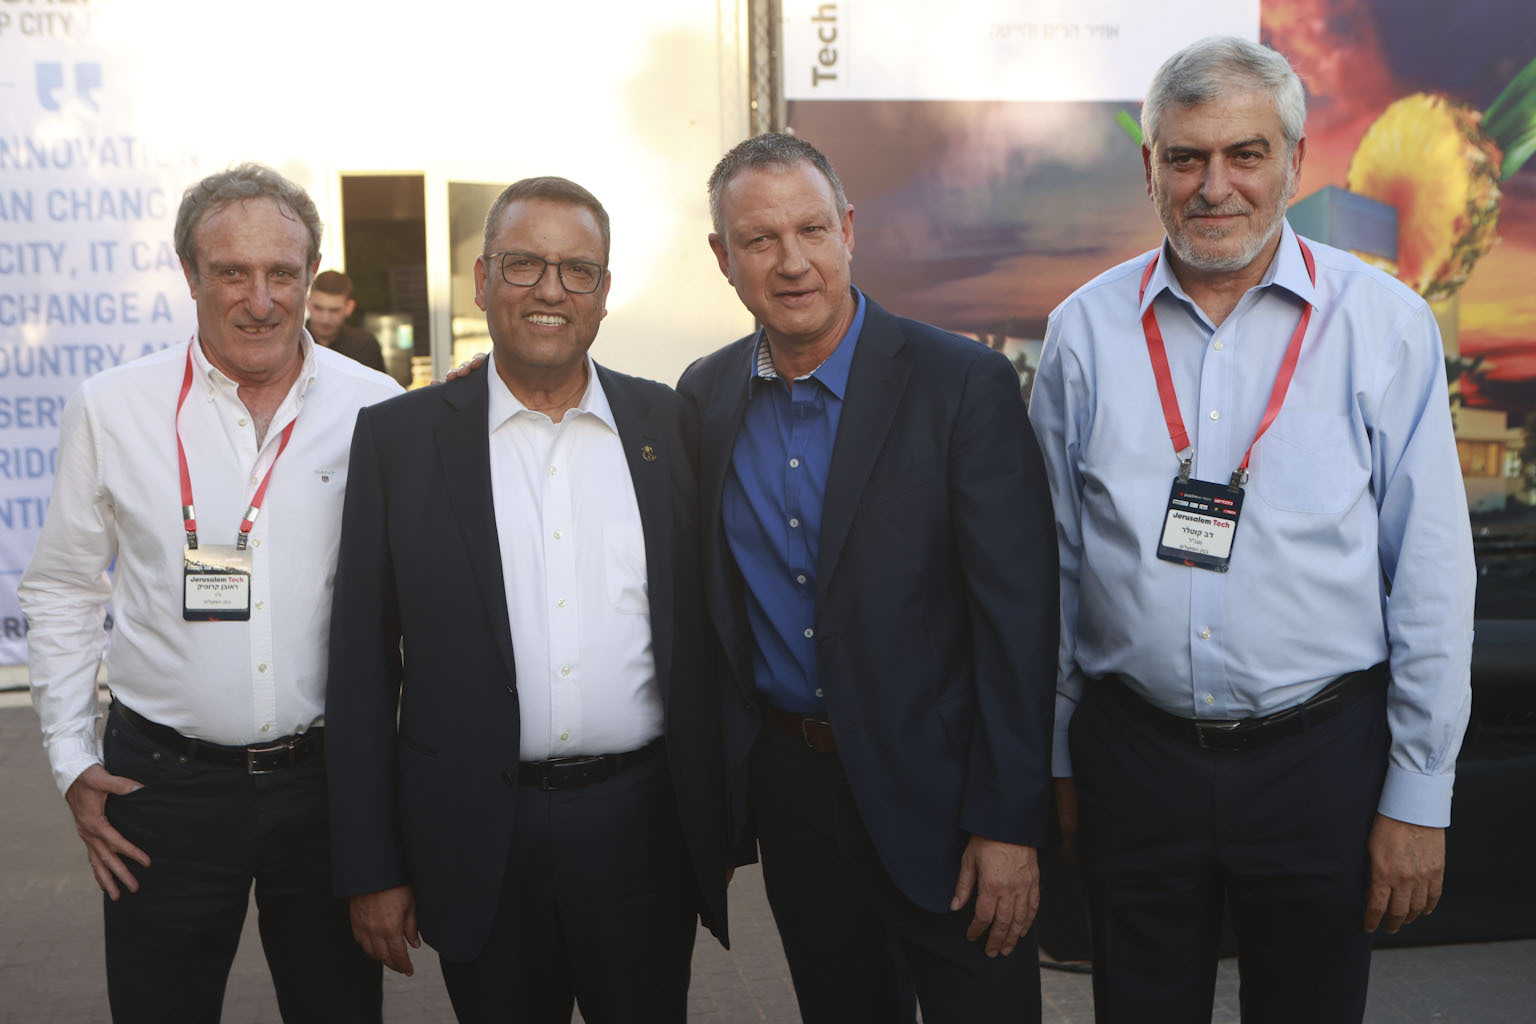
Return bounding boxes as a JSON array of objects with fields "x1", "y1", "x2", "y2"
[{"x1": 245, "y1": 739, "x2": 293, "y2": 774}]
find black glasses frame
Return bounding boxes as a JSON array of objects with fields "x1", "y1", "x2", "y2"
[{"x1": 485, "y1": 251, "x2": 607, "y2": 294}]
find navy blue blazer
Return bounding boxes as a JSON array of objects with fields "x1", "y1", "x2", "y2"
[
  {"x1": 324, "y1": 362, "x2": 729, "y2": 962},
  {"x1": 678, "y1": 295, "x2": 1058, "y2": 913}
]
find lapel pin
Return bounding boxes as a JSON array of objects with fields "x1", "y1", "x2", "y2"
[{"x1": 641, "y1": 444, "x2": 658, "y2": 463}]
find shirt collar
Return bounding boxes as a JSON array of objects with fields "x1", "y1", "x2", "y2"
[
  {"x1": 190, "y1": 329, "x2": 319, "y2": 399},
  {"x1": 747, "y1": 288, "x2": 866, "y2": 400},
  {"x1": 1140, "y1": 220, "x2": 1316, "y2": 318},
  {"x1": 487, "y1": 352, "x2": 616, "y2": 434}
]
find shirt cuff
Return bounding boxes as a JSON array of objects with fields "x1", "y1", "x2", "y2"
[
  {"x1": 47, "y1": 738, "x2": 104, "y2": 797},
  {"x1": 1376, "y1": 763, "x2": 1455, "y2": 828}
]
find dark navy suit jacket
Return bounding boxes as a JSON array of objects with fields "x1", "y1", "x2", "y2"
[
  {"x1": 324, "y1": 362, "x2": 728, "y2": 962},
  {"x1": 678, "y1": 296, "x2": 1058, "y2": 913}
]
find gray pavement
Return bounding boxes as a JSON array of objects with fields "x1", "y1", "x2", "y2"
[{"x1": 2, "y1": 696, "x2": 1533, "y2": 1022}]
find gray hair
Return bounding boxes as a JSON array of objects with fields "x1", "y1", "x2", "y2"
[
  {"x1": 482, "y1": 176, "x2": 611, "y2": 262},
  {"x1": 707, "y1": 133, "x2": 849, "y2": 236},
  {"x1": 1141, "y1": 36, "x2": 1306, "y2": 151},
  {"x1": 174, "y1": 163, "x2": 322, "y2": 278}
]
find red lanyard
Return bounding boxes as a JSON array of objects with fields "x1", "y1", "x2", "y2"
[
  {"x1": 176, "y1": 341, "x2": 296, "y2": 550},
  {"x1": 1137, "y1": 238, "x2": 1316, "y2": 484}
]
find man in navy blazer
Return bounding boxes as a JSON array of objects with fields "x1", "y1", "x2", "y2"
[
  {"x1": 677, "y1": 134, "x2": 1058, "y2": 1022},
  {"x1": 325, "y1": 177, "x2": 727, "y2": 1023}
]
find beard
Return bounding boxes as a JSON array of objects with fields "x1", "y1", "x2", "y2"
[{"x1": 1158, "y1": 166, "x2": 1296, "y2": 274}]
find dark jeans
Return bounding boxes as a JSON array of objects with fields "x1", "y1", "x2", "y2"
[
  {"x1": 750, "y1": 728, "x2": 1042, "y2": 1024},
  {"x1": 101, "y1": 703, "x2": 381, "y2": 1024},
  {"x1": 1071, "y1": 678, "x2": 1388, "y2": 1024},
  {"x1": 437, "y1": 753, "x2": 698, "y2": 1024}
]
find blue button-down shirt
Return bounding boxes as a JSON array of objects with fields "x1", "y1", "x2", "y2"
[
  {"x1": 1029, "y1": 222, "x2": 1474, "y2": 826},
  {"x1": 724, "y1": 290, "x2": 867, "y2": 714}
]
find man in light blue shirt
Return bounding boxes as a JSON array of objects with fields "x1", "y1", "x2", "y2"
[{"x1": 1028, "y1": 36, "x2": 1474, "y2": 1024}]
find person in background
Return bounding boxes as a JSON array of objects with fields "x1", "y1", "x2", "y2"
[{"x1": 307, "y1": 269, "x2": 386, "y2": 372}]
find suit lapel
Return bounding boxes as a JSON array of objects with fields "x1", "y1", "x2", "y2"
[
  {"x1": 601, "y1": 366, "x2": 675, "y2": 700},
  {"x1": 818, "y1": 301, "x2": 910, "y2": 598},
  {"x1": 695, "y1": 337, "x2": 757, "y2": 683},
  {"x1": 434, "y1": 366, "x2": 517, "y2": 680}
]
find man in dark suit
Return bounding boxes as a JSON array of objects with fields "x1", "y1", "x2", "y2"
[
  {"x1": 325, "y1": 176, "x2": 727, "y2": 1024},
  {"x1": 676, "y1": 133, "x2": 1058, "y2": 1022}
]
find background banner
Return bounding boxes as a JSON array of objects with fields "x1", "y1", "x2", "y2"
[
  {"x1": 785, "y1": 0, "x2": 1536, "y2": 618},
  {"x1": 0, "y1": 8, "x2": 207, "y2": 666}
]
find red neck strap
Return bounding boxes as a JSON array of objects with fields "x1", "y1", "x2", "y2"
[
  {"x1": 1137, "y1": 238, "x2": 1317, "y2": 478},
  {"x1": 176, "y1": 341, "x2": 296, "y2": 549}
]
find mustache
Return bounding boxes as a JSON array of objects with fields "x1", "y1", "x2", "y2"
[{"x1": 1183, "y1": 198, "x2": 1252, "y2": 218}]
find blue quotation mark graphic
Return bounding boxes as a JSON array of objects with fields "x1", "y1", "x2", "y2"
[{"x1": 36, "y1": 62, "x2": 102, "y2": 111}]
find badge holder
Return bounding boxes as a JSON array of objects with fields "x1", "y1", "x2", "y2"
[
  {"x1": 183, "y1": 541, "x2": 253, "y2": 621},
  {"x1": 1156, "y1": 461, "x2": 1245, "y2": 573}
]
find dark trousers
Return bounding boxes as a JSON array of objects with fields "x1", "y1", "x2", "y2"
[
  {"x1": 750, "y1": 728, "x2": 1042, "y2": 1024},
  {"x1": 438, "y1": 752, "x2": 698, "y2": 1024},
  {"x1": 1070, "y1": 678, "x2": 1388, "y2": 1024},
  {"x1": 101, "y1": 703, "x2": 381, "y2": 1024}
]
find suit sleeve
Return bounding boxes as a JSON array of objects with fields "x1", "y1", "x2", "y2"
[
  {"x1": 949, "y1": 349, "x2": 1060, "y2": 847},
  {"x1": 325, "y1": 405, "x2": 409, "y2": 897}
]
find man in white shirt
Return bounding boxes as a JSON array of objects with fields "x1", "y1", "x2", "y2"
[
  {"x1": 324, "y1": 176, "x2": 728, "y2": 1023},
  {"x1": 19, "y1": 164, "x2": 402, "y2": 1022}
]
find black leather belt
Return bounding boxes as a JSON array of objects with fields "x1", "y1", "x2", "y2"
[
  {"x1": 518, "y1": 738, "x2": 663, "y2": 791},
  {"x1": 1100, "y1": 663, "x2": 1387, "y2": 753},
  {"x1": 760, "y1": 703, "x2": 837, "y2": 753},
  {"x1": 112, "y1": 700, "x2": 322, "y2": 774}
]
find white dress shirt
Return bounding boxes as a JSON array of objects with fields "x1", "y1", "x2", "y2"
[
  {"x1": 21, "y1": 334, "x2": 402, "y2": 794},
  {"x1": 487, "y1": 355, "x2": 662, "y2": 761},
  {"x1": 1029, "y1": 222, "x2": 1475, "y2": 827}
]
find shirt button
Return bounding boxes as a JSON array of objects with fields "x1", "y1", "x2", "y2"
[
  {"x1": 1203, "y1": 694, "x2": 1215, "y2": 706},
  {"x1": 238, "y1": 417, "x2": 248, "y2": 427},
  {"x1": 250, "y1": 475, "x2": 259, "y2": 485},
  {"x1": 255, "y1": 600, "x2": 264, "y2": 610},
  {"x1": 258, "y1": 663, "x2": 267, "y2": 672},
  {"x1": 548, "y1": 465, "x2": 557, "y2": 475},
  {"x1": 560, "y1": 665, "x2": 571, "y2": 676},
  {"x1": 556, "y1": 598, "x2": 567, "y2": 608},
  {"x1": 1209, "y1": 410, "x2": 1220, "y2": 421},
  {"x1": 253, "y1": 539, "x2": 261, "y2": 548},
  {"x1": 789, "y1": 517, "x2": 800, "y2": 529},
  {"x1": 553, "y1": 530, "x2": 563, "y2": 540},
  {"x1": 814, "y1": 688, "x2": 824, "y2": 698},
  {"x1": 261, "y1": 723, "x2": 272, "y2": 733},
  {"x1": 1199, "y1": 628, "x2": 1211, "y2": 639},
  {"x1": 789, "y1": 458, "x2": 800, "y2": 468},
  {"x1": 1213, "y1": 340, "x2": 1225, "y2": 351},
  {"x1": 796, "y1": 574, "x2": 807, "y2": 585},
  {"x1": 804, "y1": 628, "x2": 814, "y2": 639},
  {"x1": 559, "y1": 731, "x2": 570, "y2": 742}
]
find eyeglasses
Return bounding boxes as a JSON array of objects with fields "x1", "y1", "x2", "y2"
[{"x1": 485, "y1": 252, "x2": 607, "y2": 294}]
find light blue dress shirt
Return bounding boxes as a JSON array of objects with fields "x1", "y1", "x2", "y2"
[
  {"x1": 723, "y1": 290, "x2": 867, "y2": 714},
  {"x1": 1029, "y1": 222, "x2": 1474, "y2": 827}
]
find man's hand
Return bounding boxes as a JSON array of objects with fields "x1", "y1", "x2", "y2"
[
  {"x1": 1364, "y1": 814, "x2": 1445, "y2": 934},
  {"x1": 1054, "y1": 777, "x2": 1079, "y2": 858},
  {"x1": 64, "y1": 765, "x2": 150, "y2": 901},
  {"x1": 350, "y1": 886, "x2": 421, "y2": 975},
  {"x1": 441, "y1": 353, "x2": 488, "y2": 383},
  {"x1": 950, "y1": 836, "x2": 1040, "y2": 957}
]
